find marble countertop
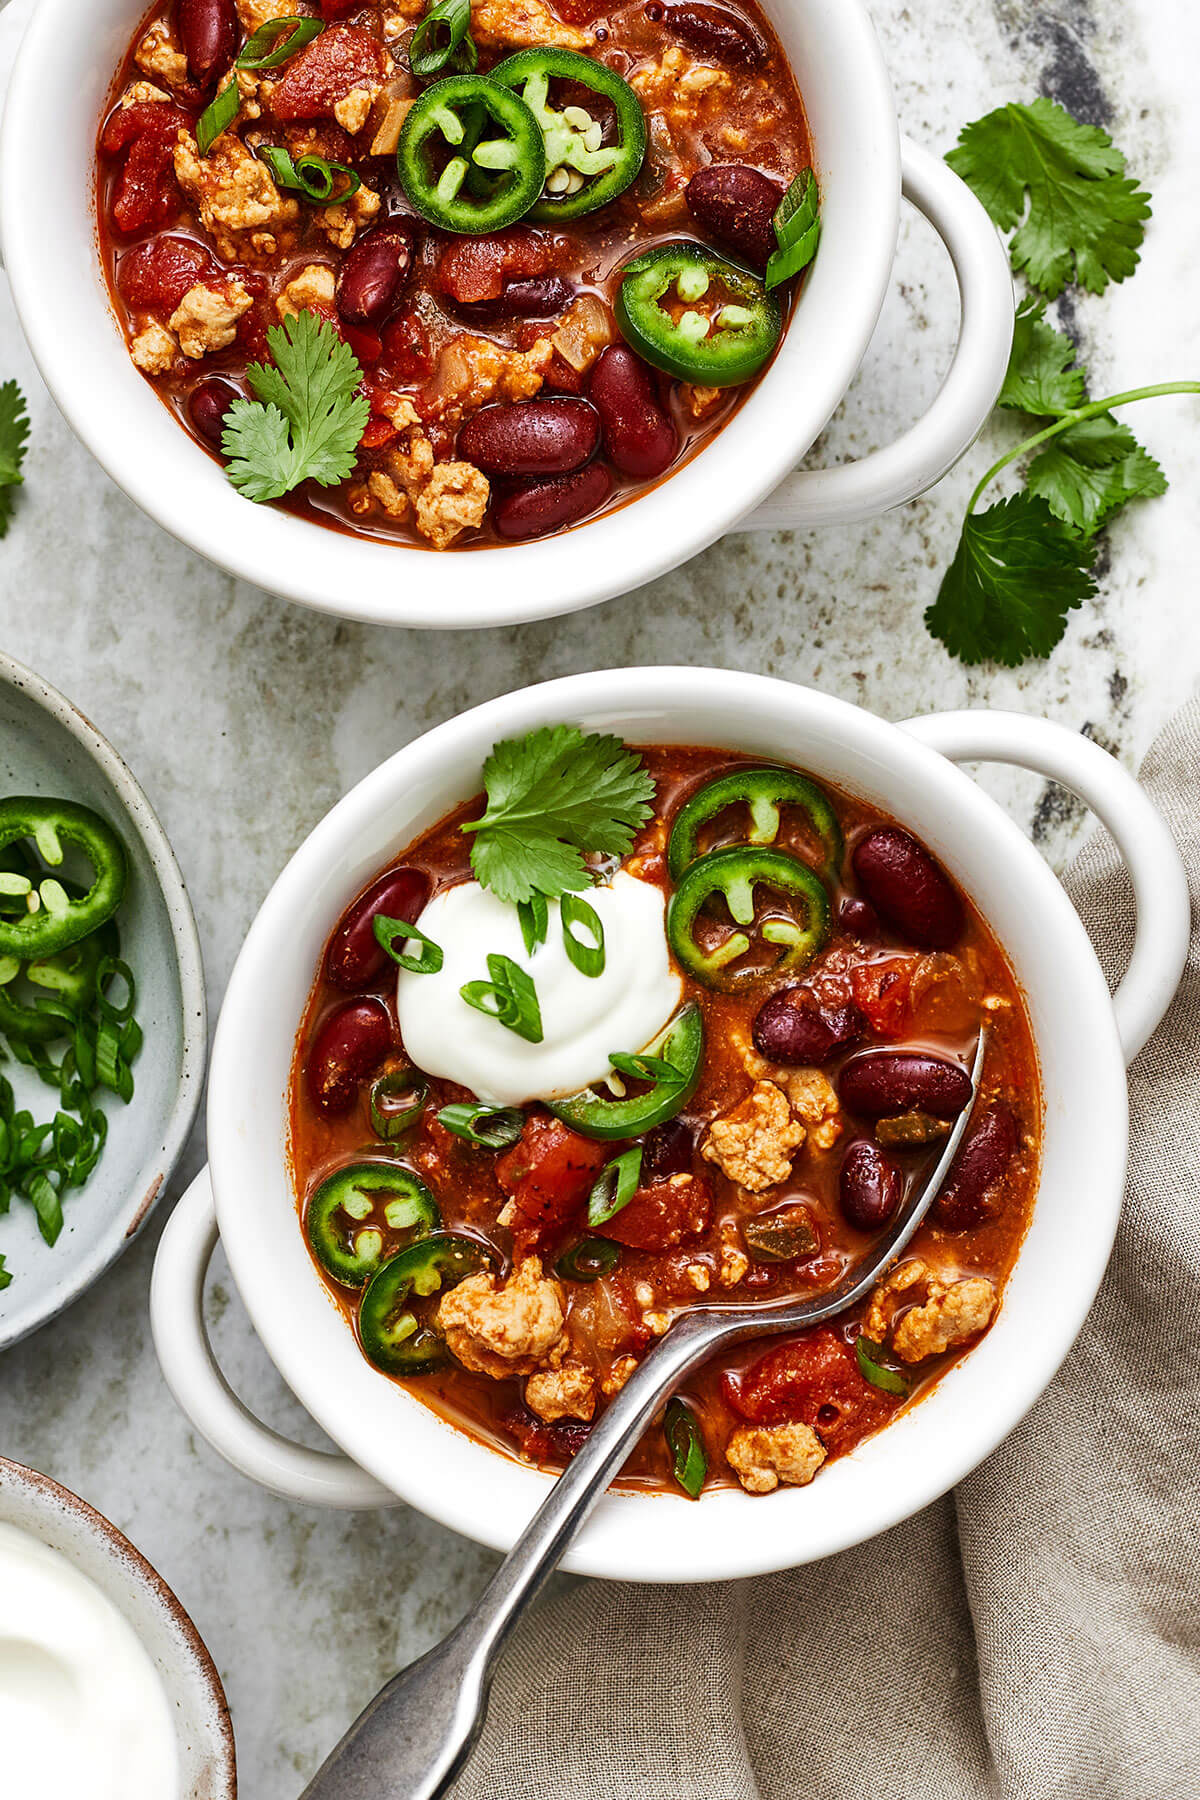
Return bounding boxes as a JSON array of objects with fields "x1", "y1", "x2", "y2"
[{"x1": 1, "y1": 0, "x2": 1198, "y2": 1791}]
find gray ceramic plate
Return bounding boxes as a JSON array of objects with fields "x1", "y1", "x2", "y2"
[
  {"x1": 0, "y1": 652, "x2": 205, "y2": 1347},
  {"x1": 0, "y1": 1455, "x2": 236, "y2": 1796}
]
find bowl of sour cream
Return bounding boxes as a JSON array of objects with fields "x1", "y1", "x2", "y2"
[{"x1": 0, "y1": 1456, "x2": 236, "y2": 1798}]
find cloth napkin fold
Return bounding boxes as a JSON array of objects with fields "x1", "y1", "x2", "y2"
[{"x1": 454, "y1": 700, "x2": 1200, "y2": 1800}]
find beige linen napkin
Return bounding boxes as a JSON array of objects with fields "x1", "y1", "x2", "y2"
[{"x1": 454, "y1": 701, "x2": 1200, "y2": 1800}]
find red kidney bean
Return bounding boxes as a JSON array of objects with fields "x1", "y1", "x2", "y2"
[
  {"x1": 336, "y1": 223, "x2": 414, "y2": 328},
  {"x1": 839, "y1": 1139, "x2": 903, "y2": 1232},
  {"x1": 641, "y1": 1118, "x2": 694, "y2": 1180},
  {"x1": 306, "y1": 997, "x2": 392, "y2": 1115},
  {"x1": 852, "y1": 826, "x2": 963, "y2": 949},
  {"x1": 187, "y1": 377, "x2": 240, "y2": 448},
  {"x1": 462, "y1": 277, "x2": 575, "y2": 320},
  {"x1": 177, "y1": 0, "x2": 237, "y2": 85},
  {"x1": 589, "y1": 346, "x2": 678, "y2": 479},
  {"x1": 752, "y1": 987, "x2": 863, "y2": 1066},
  {"x1": 660, "y1": 2, "x2": 767, "y2": 65},
  {"x1": 838, "y1": 895, "x2": 882, "y2": 941},
  {"x1": 838, "y1": 1051, "x2": 972, "y2": 1120},
  {"x1": 325, "y1": 866, "x2": 430, "y2": 990},
  {"x1": 458, "y1": 399, "x2": 600, "y2": 479},
  {"x1": 686, "y1": 164, "x2": 782, "y2": 271},
  {"x1": 933, "y1": 1106, "x2": 1018, "y2": 1229},
  {"x1": 493, "y1": 461, "x2": 612, "y2": 540}
]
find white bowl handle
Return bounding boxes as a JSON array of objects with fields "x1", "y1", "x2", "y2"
[
  {"x1": 151, "y1": 1166, "x2": 399, "y2": 1508},
  {"x1": 899, "y1": 711, "x2": 1190, "y2": 1065},
  {"x1": 741, "y1": 138, "x2": 1014, "y2": 531}
]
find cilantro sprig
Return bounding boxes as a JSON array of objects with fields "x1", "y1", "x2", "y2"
[
  {"x1": 461, "y1": 726, "x2": 656, "y2": 905},
  {"x1": 0, "y1": 381, "x2": 31, "y2": 539},
  {"x1": 222, "y1": 310, "x2": 369, "y2": 503},
  {"x1": 926, "y1": 98, "x2": 1198, "y2": 666},
  {"x1": 947, "y1": 97, "x2": 1150, "y2": 297},
  {"x1": 927, "y1": 382, "x2": 1196, "y2": 666}
]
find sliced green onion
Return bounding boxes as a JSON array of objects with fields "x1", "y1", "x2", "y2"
[
  {"x1": 409, "y1": 0, "x2": 476, "y2": 79},
  {"x1": 237, "y1": 14, "x2": 323, "y2": 69},
  {"x1": 587, "y1": 1144, "x2": 642, "y2": 1227},
  {"x1": 96, "y1": 957, "x2": 136, "y2": 1024},
  {"x1": 765, "y1": 167, "x2": 820, "y2": 292},
  {"x1": 197, "y1": 79, "x2": 241, "y2": 156},
  {"x1": 855, "y1": 1335, "x2": 908, "y2": 1396},
  {"x1": 607, "y1": 1048, "x2": 681, "y2": 1083},
  {"x1": 369, "y1": 1067, "x2": 429, "y2": 1140},
  {"x1": 460, "y1": 954, "x2": 543, "y2": 1044},
  {"x1": 437, "y1": 1102, "x2": 524, "y2": 1148},
  {"x1": 256, "y1": 145, "x2": 362, "y2": 206},
  {"x1": 555, "y1": 1236, "x2": 620, "y2": 1281},
  {"x1": 23, "y1": 1169, "x2": 63, "y2": 1246},
  {"x1": 517, "y1": 893, "x2": 548, "y2": 956},
  {"x1": 374, "y1": 914, "x2": 443, "y2": 975},
  {"x1": 664, "y1": 1396, "x2": 707, "y2": 1499},
  {"x1": 560, "y1": 892, "x2": 605, "y2": 978}
]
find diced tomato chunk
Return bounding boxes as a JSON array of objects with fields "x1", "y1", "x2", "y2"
[
  {"x1": 270, "y1": 24, "x2": 388, "y2": 120},
  {"x1": 340, "y1": 321, "x2": 382, "y2": 365},
  {"x1": 604, "y1": 1175, "x2": 711, "y2": 1252},
  {"x1": 116, "y1": 234, "x2": 213, "y2": 311},
  {"x1": 360, "y1": 415, "x2": 397, "y2": 450},
  {"x1": 721, "y1": 1326, "x2": 896, "y2": 1449},
  {"x1": 379, "y1": 309, "x2": 434, "y2": 381},
  {"x1": 501, "y1": 1405, "x2": 591, "y2": 1465},
  {"x1": 496, "y1": 1113, "x2": 608, "y2": 1252},
  {"x1": 849, "y1": 955, "x2": 918, "y2": 1039},
  {"x1": 100, "y1": 101, "x2": 190, "y2": 235},
  {"x1": 436, "y1": 229, "x2": 551, "y2": 305}
]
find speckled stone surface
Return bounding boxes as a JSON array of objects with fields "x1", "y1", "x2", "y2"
[{"x1": 1, "y1": 0, "x2": 1198, "y2": 1791}]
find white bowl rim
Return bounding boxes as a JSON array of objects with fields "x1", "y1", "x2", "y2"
[
  {"x1": 0, "y1": 650, "x2": 207, "y2": 1349},
  {"x1": 0, "y1": 0, "x2": 900, "y2": 628},
  {"x1": 207, "y1": 669, "x2": 1129, "y2": 1582}
]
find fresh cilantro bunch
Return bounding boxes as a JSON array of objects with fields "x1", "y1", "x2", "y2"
[
  {"x1": 222, "y1": 310, "x2": 369, "y2": 502},
  {"x1": 461, "y1": 726, "x2": 656, "y2": 904},
  {"x1": 0, "y1": 381, "x2": 30, "y2": 538},
  {"x1": 928, "y1": 100, "x2": 1198, "y2": 666}
]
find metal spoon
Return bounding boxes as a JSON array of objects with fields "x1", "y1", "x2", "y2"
[{"x1": 300, "y1": 1031, "x2": 986, "y2": 1800}]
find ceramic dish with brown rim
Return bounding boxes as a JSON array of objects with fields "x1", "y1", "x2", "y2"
[
  {"x1": 0, "y1": 652, "x2": 206, "y2": 1349},
  {"x1": 0, "y1": 1454, "x2": 236, "y2": 1795}
]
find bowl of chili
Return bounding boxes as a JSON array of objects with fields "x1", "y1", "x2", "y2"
[
  {"x1": 0, "y1": 653, "x2": 206, "y2": 1351},
  {"x1": 150, "y1": 669, "x2": 1187, "y2": 1580},
  {"x1": 0, "y1": 0, "x2": 1014, "y2": 626}
]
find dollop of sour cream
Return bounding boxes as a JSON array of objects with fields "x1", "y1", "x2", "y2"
[
  {"x1": 0, "y1": 1520, "x2": 179, "y2": 1798},
  {"x1": 396, "y1": 871, "x2": 682, "y2": 1106}
]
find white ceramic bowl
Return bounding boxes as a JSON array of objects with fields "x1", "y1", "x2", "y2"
[
  {"x1": 0, "y1": 0, "x2": 1014, "y2": 628},
  {"x1": 0, "y1": 652, "x2": 207, "y2": 1351},
  {"x1": 0, "y1": 1455, "x2": 236, "y2": 1796},
  {"x1": 150, "y1": 671, "x2": 1188, "y2": 1583}
]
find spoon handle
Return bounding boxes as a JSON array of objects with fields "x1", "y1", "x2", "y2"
[{"x1": 297, "y1": 1310, "x2": 726, "y2": 1800}]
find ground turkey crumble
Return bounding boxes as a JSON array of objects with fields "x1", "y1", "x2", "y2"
[
  {"x1": 702, "y1": 1080, "x2": 806, "y2": 1192},
  {"x1": 436, "y1": 1255, "x2": 566, "y2": 1378},
  {"x1": 726, "y1": 1423, "x2": 827, "y2": 1494},
  {"x1": 169, "y1": 279, "x2": 252, "y2": 357}
]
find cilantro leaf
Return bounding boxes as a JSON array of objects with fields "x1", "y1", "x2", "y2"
[
  {"x1": 947, "y1": 98, "x2": 1150, "y2": 297},
  {"x1": 1026, "y1": 413, "x2": 1166, "y2": 537},
  {"x1": 221, "y1": 310, "x2": 369, "y2": 502},
  {"x1": 999, "y1": 295, "x2": 1086, "y2": 415},
  {"x1": 0, "y1": 380, "x2": 31, "y2": 539},
  {"x1": 463, "y1": 726, "x2": 657, "y2": 905},
  {"x1": 924, "y1": 493, "x2": 1096, "y2": 665},
  {"x1": 0, "y1": 1251, "x2": 10, "y2": 1291}
]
